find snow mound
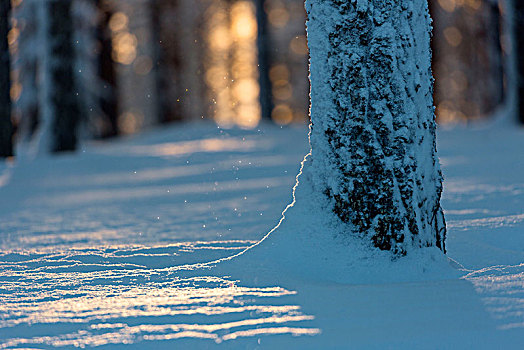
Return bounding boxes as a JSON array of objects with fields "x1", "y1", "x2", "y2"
[{"x1": 214, "y1": 157, "x2": 460, "y2": 286}]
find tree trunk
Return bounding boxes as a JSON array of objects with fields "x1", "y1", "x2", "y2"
[
  {"x1": 256, "y1": 0, "x2": 273, "y2": 120},
  {"x1": 306, "y1": 0, "x2": 446, "y2": 255},
  {"x1": 151, "y1": 0, "x2": 207, "y2": 123},
  {"x1": 150, "y1": 0, "x2": 181, "y2": 123},
  {"x1": 0, "y1": 0, "x2": 13, "y2": 158},
  {"x1": 514, "y1": 0, "x2": 524, "y2": 124},
  {"x1": 96, "y1": 0, "x2": 119, "y2": 138},
  {"x1": 48, "y1": 0, "x2": 81, "y2": 152},
  {"x1": 430, "y1": 0, "x2": 504, "y2": 123}
]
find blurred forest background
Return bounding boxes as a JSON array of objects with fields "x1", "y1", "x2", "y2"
[{"x1": 0, "y1": 0, "x2": 521, "y2": 157}]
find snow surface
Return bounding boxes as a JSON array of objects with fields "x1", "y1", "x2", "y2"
[{"x1": 0, "y1": 122, "x2": 523, "y2": 348}]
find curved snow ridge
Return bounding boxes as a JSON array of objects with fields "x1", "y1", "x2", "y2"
[
  {"x1": 164, "y1": 143, "x2": 313, "y2": 272},
  {"x1": 164, "y1": 126, "x2": 459, "y2": 285}
]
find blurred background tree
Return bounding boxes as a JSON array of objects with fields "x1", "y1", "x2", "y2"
[
  {"x1": 0, "y1": 0, "x2": 13, "y2": 158},
  {"x1": 513, "y1": 0, "x2": 524, "y2": 124},
  {"x1": 0, "y1": 0, "x2": 517, "y2": 158},
  {"x1": 430, "y1": 0, "x2": 505, "y2": 124}
]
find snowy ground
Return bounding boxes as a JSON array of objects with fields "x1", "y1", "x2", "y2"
[{"x1": 0, "y1": 122, "x2": 523, "y2": 348}]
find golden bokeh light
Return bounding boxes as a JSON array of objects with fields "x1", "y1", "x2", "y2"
[
  {"x1": 205, "y1": 0, "x2": 261, "y2": 129},
  {"x1": 273, "y1": 82, "x2": 292, "y2": 101},
  {"x1": 269, "y1": 64, "x2": 289, "y2": 82},
  {"x1": 119, "y1": 110, "x2": 144, "y2": 134},
  {"x1": 443, "y1": 26, "x2": 462, "y2": 47},
  {"x1": 109, "y1": 12, "x2": 129, "y2": 33},
  {"x1": 112, "y1": 32, "x2": 138, "y2": 65},
  {"x1": 231, "y1": 2, "x2": 257, "y2": 40},
  {"x1": 289, "y1": 35, "x2": 308, "y2": 56},
  {"x1": 438, "y1": 0, "x2": 457, "y2": 13},
  {"x1": 233, "y1": 79, "x2": 259, "y2": 103},
  {"x1": 7, "y1": 27, "x2": 19, "y2": 46},
  {"x1": 10, "y1": 82, "x2": 22, "y2": 102},
  {"x1": 272, "y1": 104, "x2": 293, "y2": 125},
  {"x1": 236, "y1": 105, "x2": 261, "y2": 129},
  {"x1": 436, "y1": 101, "x2": 467, "y2": 124},
  {"x1": 268, "y1": 6, "x2": 290, "y2": 28},
  {"x1": 209, "y1": 26, "x2": 232, "y2": 51},
  {"x1": 205, "y1": 67, "x2": 229, "y2": 89}
]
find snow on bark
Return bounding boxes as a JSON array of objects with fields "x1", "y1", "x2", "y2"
[{"x1": 305, "y1": 0, "x2": 446, "y2": 255}]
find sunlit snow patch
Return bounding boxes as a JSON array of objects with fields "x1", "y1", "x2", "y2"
[{"x1": 0, "y1": 242, "x2": 320, "y2": 348}]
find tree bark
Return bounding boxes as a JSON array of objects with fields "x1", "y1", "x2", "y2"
[
  {"x1": 306, "y1": 0, "x2": 446, "y2": 255},
  {"x1": 0, "y1": 0, "x2": 13, "y2": 158},
  {"x1": 48, "y1": 0, "x2": 81, "y2": 152}
]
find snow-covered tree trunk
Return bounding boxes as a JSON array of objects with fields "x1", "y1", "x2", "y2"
[
  {"x1": 0, "y1": 0, "x2": 13, "y2": 158},
  {"x1": 306, "y1": 0, "x2": 446, "y2": 255}
]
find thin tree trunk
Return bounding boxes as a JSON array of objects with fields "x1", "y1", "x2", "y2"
[
  {"x1": 306, "y1": 0, "x2": 446, "y2": 255},
  {"x1": 96, "y1": 0, "x2": 118, "y2": 138},
  {"x1": 256, "y1": 0, "x2": 273, "y2": 120},
  {"x1": 0, "y1": 0, "x2": 13, "y2": 158},
  {"x1": 150, "y1": 0, "x2": 180, "y2": 123},
  {"x1": 48, "y1": 0, "x2": 81, "y2": 152},
  {"x1": 514, "y1": 0, "x2": 524, "y2": 124},
  {"x1": 152, "y1": 0, "x2": 207, "y2": 123}
]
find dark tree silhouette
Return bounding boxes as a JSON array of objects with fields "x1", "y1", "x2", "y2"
[
  {"x1": 95, "y1": 0, "x2": 119, "y2": 138},
  {"x1": 150, "y1": 0, "x2": 181, "y2": 123},
  {"x1": 255, "y1": 0, "x2": 273, "y2": 120},
  {"x1": 514, "y1": 0, "x2": 524, "y2": 124},
  {"x1": 151, "y1": 0, "x2": 207, "y2": 123},
  {"x1": 0, "y1": 0, "x2": 13, "y2": 158},
  {"x1": 48, "y1": 0, "x2": 81, "y2": 152}
]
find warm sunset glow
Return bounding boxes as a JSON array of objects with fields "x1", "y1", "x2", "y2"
[
  {"x1": 204, "y1": 0, "x2": 261, "y2": 129},
  {"x1": 438, "y1": 0, "x2": 457, "y2": 13},
  {"x1": 109, "y1": 12, "x2": 129, "y2": 33},
  {"x1": 231, "y1": 2, "x2": 257, "y2": 40},
  {"x1": 112, "y1": 32, "x2": 138, "y2": 65}
]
